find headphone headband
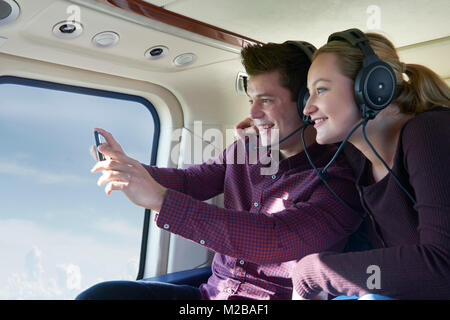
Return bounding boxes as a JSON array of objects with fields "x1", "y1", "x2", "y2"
[
  {"x1": 328, "y1": 28, "x2": 377, "y2": 66},
  {"x1": 283, "y1": 40, "x2": 316, "y2": 62},
  {"x1": 327, "y1": 28, "x2": 397, "y2": 119}
]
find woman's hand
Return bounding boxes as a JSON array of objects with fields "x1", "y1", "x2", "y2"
[
  {"x1": 91, "y1": 128, "x2": 167, "y2": 211},
  {"x1": 292, "y1": 289, "x2": 329, "y2": 300},
  {"x1": 235, "y1": 117, "x2": 258, "y2": 139}
]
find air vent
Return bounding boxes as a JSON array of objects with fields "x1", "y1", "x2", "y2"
[
  {"x1": 236, "y1": 72, "x2": 248, "y2": 95},
  {"x1": 0, "y1": 0, "x2": 20, "y2": 26}
]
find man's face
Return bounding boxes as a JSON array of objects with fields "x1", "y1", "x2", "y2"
[{"x1": 247, "y1": 71, "x2": 303, "y2": 149}]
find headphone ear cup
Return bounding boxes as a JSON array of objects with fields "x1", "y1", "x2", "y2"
[
  {"x1": 354, "y1": 60, "x2": 397, "y2": 119},
  {"x1": 297, "y1": 86, "x2": 313, "y2": 125}
]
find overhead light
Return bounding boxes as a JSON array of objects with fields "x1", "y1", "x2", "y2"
[
  {"x1": 53, "y1": 20, "x2": 83, "y2": 39},
  {"x1": 0, "y1": 0, "x2": 20, "y2": 26},
  {"x1": 92, "y1": 31, "x2": 120, "y2": 48},
  {"x1": 173, "y1": 53, "x2": 196, "y2": 67},
  {"x1": 145, "y1": 45, "x2": 169, "y2": 60}
]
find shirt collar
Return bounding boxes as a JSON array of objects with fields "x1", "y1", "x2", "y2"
[{"x1": 273, "y1": 142, "x2": 332, "y2": 172}]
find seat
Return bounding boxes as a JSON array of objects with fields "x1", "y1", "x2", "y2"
[{"x1": 142, "y1": 266, "x2": 212, "y2": 287}]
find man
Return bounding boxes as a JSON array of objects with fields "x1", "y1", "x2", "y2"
[{"x1": 77, "y1": 42, "x2": 362, "y2": 300}]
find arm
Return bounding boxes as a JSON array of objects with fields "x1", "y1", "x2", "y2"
[
  {"x1": 141, "y1": 162, "x2": 225, "y2": 201},
  {"x1": 155, "y1": 165, "x2": 362, "y2": 264},
  {"x1": 92, "y1": 129, "x2": 361, "y2": 264},
  {"x1": 292, "y1": 109, "x2": 450, "y2": 299},
  {"x1": 92, "y1": 128, "x2": 226, "y2": 207}
]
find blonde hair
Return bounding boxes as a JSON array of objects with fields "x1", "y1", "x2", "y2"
[{"x1": 313, "y1": 32, "x2": 450, "y2": 114}]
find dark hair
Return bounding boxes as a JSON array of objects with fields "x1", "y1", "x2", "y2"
[{"x1": 241, "y1": 42, "x2": 311, "y2": 101}]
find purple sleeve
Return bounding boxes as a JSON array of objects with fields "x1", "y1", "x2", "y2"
[
  {"x1": 155, "y1": 167, "x2": 361, "y2": 264},
  {"x1": 141, "y1": 149, "x2": 226, "y2": 201}
]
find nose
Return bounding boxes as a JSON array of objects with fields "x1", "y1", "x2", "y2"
[
  {"x1": 250, "y1": 100, "x2": 264, "y2": 119},
  {"x1": 302, "y1": 95, "x2": 317, "y2": 118}
]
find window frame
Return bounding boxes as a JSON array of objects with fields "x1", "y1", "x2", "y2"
[{"x1": 0, "y1": 75, "x2": 160, "y2": 281}]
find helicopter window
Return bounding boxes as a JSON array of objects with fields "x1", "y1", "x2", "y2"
[{"x1": 0, "y1": 76, "x2": 159, "y2": 299}]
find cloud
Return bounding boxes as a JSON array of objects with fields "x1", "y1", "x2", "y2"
[
  {"x1": 3, "y1": 246, "x2": 67, "y2": 299},
  {"x1": 25, "y1": 246, "x2": 44, "y2": 282},
  {"x1": 57, "y1": 264, "x2": 82, "y2": 291},
  {"x1": 2, "y1": 245, "x2": 83, "y2": 299},
  {"x1": 121, "y1": 258, "x2": 139, "y2": 281},
  {"x1": 0, "y1": 219, "x2": 140, "y2": 299},
  {"x1": 93, "y1": 218, "x2": 141, "y2": 239},
  {"x1": 0, "y1": 160, "x2": 91, "y2": 185}
]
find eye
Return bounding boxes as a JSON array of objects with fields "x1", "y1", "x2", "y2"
[
  {"x1": 262, "y1": 98, "x2": 272, "y2": 104},
  {"x1": 316, "y1": 87, "x2": 327, "y2": 94},
  {"x1": 248, "y1": 99, "x2": 254, "y2": 105}
]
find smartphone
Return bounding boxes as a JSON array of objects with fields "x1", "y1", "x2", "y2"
[{"x1": 94, "y1": 130, "x2": 106, "y2": 161}]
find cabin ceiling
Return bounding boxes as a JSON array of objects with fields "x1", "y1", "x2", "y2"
[
  {"x1": 143, "y1": 0, "x2": 450, "y2": 47},
  {"x1": 0, "y1": 0, "x2": 448, "y2": 131},
  {"x1": 142, "y1": 0, "x2": 450, "y2": 81},
  {"x1": 0, "y1": 0, "x2": 449, "y2": 84}
]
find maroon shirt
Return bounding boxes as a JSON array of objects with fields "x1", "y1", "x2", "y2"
[
  {"x1": 291, "y1": 107, "x2": 450, "y2": 299},
  {"x1": 144, "y1": 140, "x2": 362, "y2": 299}
]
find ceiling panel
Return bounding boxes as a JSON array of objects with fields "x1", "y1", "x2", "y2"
[
  {"x1": 143, "y1": 0, "x2": 450, "y2": 48},
  {"x1": 141, "y1": 0, "x2": 450, "y2": 78}
]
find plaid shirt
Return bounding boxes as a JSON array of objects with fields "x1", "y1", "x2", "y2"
[{"x1": 144, "y1": 139, "x2": 362, "y2": 300}]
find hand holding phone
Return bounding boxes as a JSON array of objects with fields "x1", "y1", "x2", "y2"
[{"x1": 92, "y1": 130, "x2": 106, "y2": 161}]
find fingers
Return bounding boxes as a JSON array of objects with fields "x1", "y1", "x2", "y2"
[
  {"x1": 97, "y1": 143, "x2": 128, "y2": 162},
  {"x1": 94, "y1": 128, "x2": 126, "y2": 159},
  {"x1": 97, "y1": 170, "x2": 131, "y2": 187},
  {"x1": 91, "y1": 157, "x2": 135, "y2": 173},
  {"x1": 105, "y1": 181, "x2": 128, "y2": 196},
  {"x1": 235, "y1": 117, "x2": 259, "y2": 139},
  {"x1": 235, "y1": 117, "x2": 252, "y2": 129},
  {"x1": 94, "y1": 128, "x2": 118, "y2": 147},
  {"x1": 235, "y1": 126, "x2": 258, "y2": 139}
]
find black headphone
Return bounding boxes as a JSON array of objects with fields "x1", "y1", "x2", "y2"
[
  {"x1": 327, "y1": 28, "x2": 397, "y2": 120},
  {"x1": 283, "y1": 40, "x2": 317, "y2": 125},
  {"x1": 290, "y1": 30, "x2": 397, "y2": 125},
  {"x1": 299, "y1": 29, "x2": 416, "y2": 213}
]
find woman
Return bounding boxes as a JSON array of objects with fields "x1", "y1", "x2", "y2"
[
  {"x1": 238, "y1": 30, "x2": 450, "y2": 299},
  {"x1": 296, "y1": 30, "x2": 450, "y2": 300}
]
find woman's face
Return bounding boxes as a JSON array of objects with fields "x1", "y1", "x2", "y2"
[{"x1": 303, "y1": 53, "x2": 362, "y2": 144}]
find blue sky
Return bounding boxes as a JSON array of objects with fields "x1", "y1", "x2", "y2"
[{"x1": 0, "y1": 82, "x2": 157, "y2": 299}]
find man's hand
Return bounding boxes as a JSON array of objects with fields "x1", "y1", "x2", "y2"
[
  {"x1": 235, "y1": 117, "x2": 258, "y2": 139},
  {"x1": 90, "y1": 128, "x2": 167, "y2": 211}
]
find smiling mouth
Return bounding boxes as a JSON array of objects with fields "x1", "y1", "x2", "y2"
[{"x1": 313, "y1": 118, "x2": 327, "y2": 128}]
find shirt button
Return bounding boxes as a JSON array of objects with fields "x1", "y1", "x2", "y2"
[
  {"x1": 199, "y1": 240, "x2": 205, "y2": 245},
  {"x1": 226, "y1": 288, "x2": 232, "y2": 294},
  {"x1": 253, "y1": 202, "x2": 258, "y2": 207},
  {"x1": 271, "y1": 174, "x2": 276, "y2": 180},
  {"x1": 239, "y1": 260, "x2": 245, "y2": 265},
  {"x1": 163, "y1": 224, "x2": 170, "y2": 229}
]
